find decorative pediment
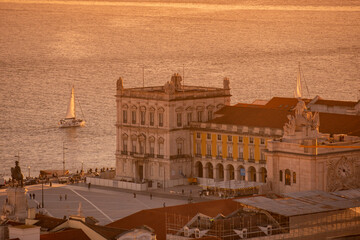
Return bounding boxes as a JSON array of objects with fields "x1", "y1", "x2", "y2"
[
  {"x1": 158, "y1": 137, "x2": 165, "y2": 144},
  {"x1": 206, "y1": 105, "x2": 215, "y2": 110},
  {"x1": 175, "y1": 107, "x2": 184, "y2": 112},
  {"x1": 140, "y1": 106, "x2": 146, "y2": 111},
  {"x1": 216, "y1": 104, "x2": 224, "y2": 109},
  {"x1": 131, "y1": 105, "x2": 137, "y2": 110},
  {"x1": 122, "y1": 133, "x2": 128, "y2": 139},
  {"x1": 122, "y1": 104, "x2": 129, "y2": 109},
  {"x1": 149, "y1": 106, "x2": 156, "y2": 112},
  {"x1": 186, "y1": 106, "x2": 194, "y2": 111},
  {"x1": 149, "y1": 136, "x2": 155, "y2": 142},
  {"x1": 196, "y1": 106, "x2": 204, "y2": 111},
  {"x1": 158, "y1": 107, "x2": 165, "y2": 113}
]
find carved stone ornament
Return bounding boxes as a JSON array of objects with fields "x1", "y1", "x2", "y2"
[
  {"x1": 327, "y1": 156, "x2": 359, "y2": 192},
  {"x1": 164, "y1": 81, "x2": 175, "y2": 94},
  {"x1": 223, "y1": 77, "x2": 230, "y2": 89}
]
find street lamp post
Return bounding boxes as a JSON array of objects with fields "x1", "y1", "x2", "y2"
[
  {"x1": 62, "y1": 142, "x2": 68, "y2": 176},
  {"x1": 41, "y1": 180, "x2": 44, "y2": 208},
  {"x1": 28, "y1": 166, "x2": 30, "y2": 178}
]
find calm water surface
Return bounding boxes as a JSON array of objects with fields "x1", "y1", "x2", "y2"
[{"x1": 1, "y1": 0, "x2": 359, "y2": 177}]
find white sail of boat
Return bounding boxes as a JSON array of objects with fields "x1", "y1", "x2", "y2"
[{"x1": 59, "y1": 86, "x2": 85, "y2": 128}]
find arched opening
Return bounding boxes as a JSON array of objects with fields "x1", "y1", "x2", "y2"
[
  {"x1": 248, "y1": 166, "x2": 256, "y2": 182},
  {"x1": 227, "y1": 164, "x2": 235, "y2": 180},
  {"x1": 216, "y1": 163, "x2": 224, "y2": 180},
  {"x1": 285, "y1": 169, "x2": 291, "y2": 185},
  {"x1": 237, "y1": 165, "x2": 245, "y2": 181},
  {"x1": 195, "y1": 161, "x2": 203, "y2": 178},
  {"x1": 205, "y1": 162, "x2": 213, "y2": 179},
  {"x1": 259, "y1": 167, "x2": 267, "y2": 183}
]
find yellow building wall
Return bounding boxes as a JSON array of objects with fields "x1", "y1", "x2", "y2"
[
  {"x1": 201, "y1": 133, "x2": 206, "y2": 156},
  {"x1": 254, "y1": 137, "x2": 260, "y2": 161},
  {"x1": 212, "y1": 134, "x2": 216, "y2": 157},
  {"x1": 233, "y1": 136, "x2": 238, "y2": 160},
  {"x1": 222, "y1": 135, "x2": 227, "y2": 158},
  {"x1": 243, "y1": 136, "x2": 249, "y2": 160}
]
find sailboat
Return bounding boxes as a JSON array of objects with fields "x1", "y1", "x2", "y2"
[{"x1": 59, "y1": 86, "x2": 85, "y2": 128}]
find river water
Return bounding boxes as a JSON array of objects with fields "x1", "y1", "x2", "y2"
[{"x1": 1, "y1": 0, "x2": 359, "y2": 177}]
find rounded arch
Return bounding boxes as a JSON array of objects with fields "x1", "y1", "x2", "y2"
[
  {"x1": 148, "y1": 136, "x2": 155, "y2": 142},
  {"x1": 158, "y1": 137, "x2": 164, "y2": 144},
  {"x1": 195, "y1": 161, "x2": 203, "y2": 178},
  {"x1": 259, "y1": 167, "x2": 267, "y2": 183},
  {"x1": 205, "y1": 162, "x2": 214, "y2": 179},
  {"x1": 216, "y1": 163, "x2": 224, "y2": 180},
  {"x1": 226, "y1": 164, "x2": 235, "y2": 180},
  {"x1": 248, "y1": 166, "x2": 256, "y2": 182},
  {"x1": 237, "y1": 165, "x2": 245, "y2": 181},
  {"x1": 157, "y1": 107, "x2": 165, "y2": 113},
  {"x1": 122, "y1": 104, "x2": 129, "y2": 109}
]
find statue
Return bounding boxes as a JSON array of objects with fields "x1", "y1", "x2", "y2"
[
  {"x1": 283, "y1": 115, "x2": 296, "y2": 136},
  {"x1": 164, "y1": 81, "x2": 175, "y2": 94},
  {"x1": 11, "y1": 161, "x2": 23, "y2": 187},
  {"x1": 117, "y1": 77, "x2": 124, "y2": 91},
  {"x1": 223, "y1": 77, "x2": 230, "y2": 90}
]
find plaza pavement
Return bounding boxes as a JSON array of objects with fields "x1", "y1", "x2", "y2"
[{"x1": 0, "y1": 183, "x2": 219, "y2": 225}]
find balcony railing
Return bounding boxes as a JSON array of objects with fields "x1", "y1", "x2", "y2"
[
  {"x1": 157, "y1": 154, "x2": 164, "y2": 159},
  {"x1": 259, "y1": 159, "x2": 266, "y2": 164},
  {"x1": 216, "y1": 155, "x2": 222, "y2": 160},
  {"x1": 147, "y1": 153, "x2": 155, "y2": 158},
  {"x1": 248, "y1": 159, "x2": 255, "y2": 163},
  {"x1": 227, "y1": 156, "x2": 233, "y2": 161},
  {"x1": 121, "y1": 151, "x2": 128, "y2": 155},
  {"x1": 206, "y1": 154, "x2": 212, "y2": 159},
  {"x1": 195, "y1": 154, "x2": 202, "y2": 158},
  {"x1": 130, "y1": 152, "x2": 136, "y2": 156}
]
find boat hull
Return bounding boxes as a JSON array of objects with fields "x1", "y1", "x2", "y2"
[{"x1": 59, "y1": 118, "x2": 85, "y2": 128}]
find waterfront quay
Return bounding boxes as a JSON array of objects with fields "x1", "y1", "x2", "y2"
[{"x1": 0, "y1": 183, "x2": 216, "y2": 225}]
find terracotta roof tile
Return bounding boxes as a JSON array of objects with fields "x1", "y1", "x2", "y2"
[
  {"x1": 34, "y1": 214, "x2": 66, "y2": 231},
  {"x1": 264, "y1": 97, "x2": 311, "y2": 110},
  {"x1": 209, "y1": 106, "x2": 360, "y2": 137},
  {"x1": 40, "y1": 228, "x2": 90, "y2": 240}
]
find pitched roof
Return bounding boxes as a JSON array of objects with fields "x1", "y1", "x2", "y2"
[
  {"x1": 313, "y1": 99, "x2": 358, "y2": 107},
  {"x1": 210, "y1": 106, "x2": 360, "y2": 136},
  {"x1": 40, "y1": 228, "x2": 90, "y2": 240},
  {"x1": 84, "y1": 222, "x2": 128, "y2": 240},
  {"x1": 106, "y1": 199, "x2": 241, "y2": 240},
  {"x1": 34, "y1": 214, "x2": 66, "y2": 231},
  {"x1": 264, "y1": 97, "x2": 312, "y2": 110}
]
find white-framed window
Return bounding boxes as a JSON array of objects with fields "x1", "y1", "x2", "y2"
[
  {"x1": 249, "y1": 137, "x2": 254, "y2": 144},
  {"x1": 261, "y1": 138, "x2": 265, "y2": 145},
  {"x1": 131, "y1": 111, "x2": 136, "y2": 124},
  {"x1": 227, "y1": 135, "x2": 232, "y2": 142},
  {"x1": 140, "y1": 111, "x2": 145, "y2": 125},
  {"x1": 238, "y1": 146, "x2": 243, "y2": 159},
  {"x1": 239, "y1": 136, "x2": 243, "y2": 143},
  {"x1": 177, "y1": 113, "x2": 182, "y2": 127},
  {"x1": 196, "y1": 142, "x2": 201, "y2": 155},
  {"x1": 187, "y1": 112, "x2": 192, "y2": 125},
  {"x1": 261, "y1": 151, "x2": 265, "y2": 160},
  {"x1": 196, "y1": 132, "x2": 201, "y2": 139},
  {"x1": 158, "y1": 142, "x2": 164, "y2": 156},
  {"x1": 197, "y1": 111, "x2": 203, "y2": 122},
  {"x1": 249, "y1": 148, "x2": 254, "y2": 160},
  {"x1": 207, "y1": 133, "x2": 211, "y2": 140},
  {"x1": 122, "y1": 161, "x2": 126, "y2": 173},
  {"x1": 150, "y1": 142, "x2": 155, "y2": 155},
  {"x1": 139, "y1": 141, "x2": 145, "y2": 154},
  {"x1": 158, "y1": 113, "x2": 164, "y2": 127},
  {"x1": 208, "y1": 110, "x2": 213, "y2": 121},
  {"x1": 122, "y1": 139, "x2": 128, "y2": 152},
  {"x1": 206, "y1": 143, "x2": 211, "y2": 156},
  {"x1": 159, "y1": 166, "x2": 164, "y2": 177},
  {"x1": 149, "y1": 112, "x2": 154, "y2": 126},
  {"x1": 122, "y1": 110, "x2": 127, "y2": 123},
  {"x1": 177, "y1": 142, "x2": 183, "y2": 155},
  {"x1": 217, "y1": 134, "x2": 222, "y2": 141},
  {"x1": 131, "y1": 140, "x2": 136, "y2": 153},
  {"x1": 217, "y1": 144, "x2": 222, "y2": 156},
  {"x1": 227, "y1": 144, "x2": 233, "y2": 158},
  {"x1": 150, "y1": 165, "x2": 154, "y2": 176}
]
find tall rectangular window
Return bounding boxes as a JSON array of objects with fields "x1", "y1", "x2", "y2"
[
  {"x1": 217, "y1": 144, "x2": 222, "y2": 157},
  {"x1": 261, "y1": 138, "x2": 265, "y2": 145},
  {"x1": 140, "y1": 111, "x2": 145, "y2": 125},
  {"x1": 139, "y1": 141, "x2": 144, "y2": 154},
  {"x1": 239, "y1": 136, "x2": 243, "y2": 143},
  {"x1": 227, "y1": 145, "x2": 233, "y2": 158},
  {"x1": 238, "y1": 146, "x2": 243, "y2": 160},
  {"x1": 207, "y1": 133, "x2": 211, "y2": 140},
  {"x1": 131, "y1": 140, "x2": 136, "y2": 153},
  {"x1": 132, "y1": 111, "x2": 136, "y2": 124},
  {"x1": 249, "y1": 137, "x2": 254, "y2": 144},
  {"x1": 208, "y1": 110, "x2": 213, "y2": 121},
  {"x1": 177, "y1": 113, "x2": 182, "y2": 127},
  {"x1": 249, "y1": 148, "x2": 254, "y2": 160},
  {"x1": 158, "y1": 113, "x2": 164, "y2": 127},
  {"x1": 187, "y1": 112, "x2": 192, "y2": 125},
  {"x1": 177, "y1": 142, "x2": 183, "y2": 155},
  {"x1": 122, "y1": 139, "x2": 127, "y2": 153},
  {"x1": 206, "y1": 143, "x2": 211, "y2": 156},
  {"x1": 150, "y1": 142, "x2": 155, "y2": 155},
  {"x1": 197, "y1": 111, "x2": 203, "y2": 122},
  {"x1": 149, "y1": 112, "x2": 154, "y2": 126},
  {"x1": 158, "y1": 143, "x2": 164, "y2": 156},
  {"x1": 196, "y1": 143, "x2": 201, "y2": 155},
  {"x1": 123, "y1": 110, "x2": 127, "y2": 123},
  {"x1": 227, "y1": 135, "x2": 232, "y2": 142},
  {"x1": 217, "y1": 134, "x2": 222, "y2": 141}
]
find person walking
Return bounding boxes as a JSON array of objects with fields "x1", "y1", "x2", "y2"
[
  {"x1": 65, "y1": 194, "x2": 67, "y2": 200},
  {"x1": 33, "y1": 193, "x2": 35, "y2": 199},
  {"x1": 133, "y1": 193, "x2": 136, "y2": 198},
  {"x1": 59, "y1": 195, "x2": 62, "y2": 201}
]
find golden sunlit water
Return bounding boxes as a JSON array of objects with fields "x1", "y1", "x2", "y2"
[{"x1": 1, "y1": 0, "x2": 359, "y2": 177}]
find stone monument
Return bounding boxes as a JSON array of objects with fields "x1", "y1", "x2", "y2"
[{"x1": 2, "y1": 161, "x2": 28, "y2": 221}]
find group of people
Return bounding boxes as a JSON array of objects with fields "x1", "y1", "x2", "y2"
[
  {"x1": 29, "y1": 193, "x2": 36, "y2": 199},
  {"x1": 59, "y1": 194, "x2": 67, "y2": 201}
]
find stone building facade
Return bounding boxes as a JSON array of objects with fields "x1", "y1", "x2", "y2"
[
  {"x1": 266, "y1": 99, "x2": 360, "y2": 194},
  {"x1": 115, "y1": 74, "x2": 231, "y2": 187}
]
